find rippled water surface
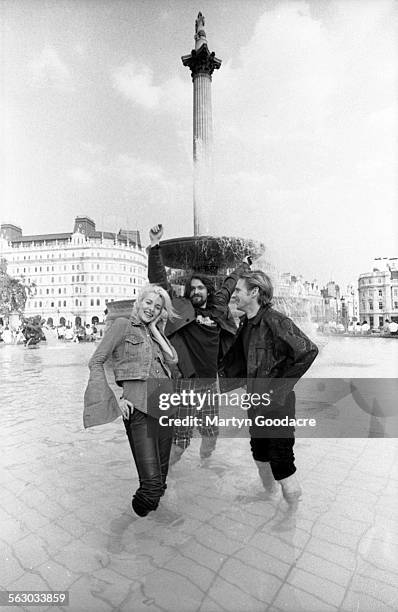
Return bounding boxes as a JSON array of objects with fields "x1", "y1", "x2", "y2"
[{"x1": 1, "y1": 338, "x2": 397, "y2": 612}]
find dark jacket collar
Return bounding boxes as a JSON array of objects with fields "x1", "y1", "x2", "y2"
[{"x1": 245, "y1": 304, "x2": 271, "y2": 327}]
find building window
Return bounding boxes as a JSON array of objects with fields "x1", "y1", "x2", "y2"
[
  {"x1": 39, "y1": 301, "x2": 42, "y2": 307},
  {"x1": 395, "y1": 302, "x2": 398, "y2": 309},
  {"x1": 50, "y1": 302, "x2": 54, "y2": 307},
  {"x1": 75, "y1": 287, "x2": 78, "y2": 293},
  {"x1": 378, "y1": 290, "x2": 382, "y2": 296},
  {"x1": 379, "y1": 317, "x2": 383, "y2": 327},
  {"x1": 369, "y1": 301, "x2": 373, "y2": 310},
  {"x1": 90, "y1": 299, "x2": 94, "y2": 306},
  {"x1": 58, "y1": 300, "x2": 61, "y2": 307},
  {"x1": 75, "y1": 299, "x2": 79, "y2": 306},
  {"x1": 379, "y1": 302, "x2": 383, "y2": 310},
  {"x1": 58, "y1": 288, "x2": 61, "y2": 294},
  {"x1": 97, "y1": 287, "x2": 100, "y2": 293},
  {"x1": 96, "y1": 299, "x2": 100, "y2": 306},
  {"x1": 369, "y1": 316, "x2": 374, "y2": 326},
  {"x1": 63, "y1": 301, "x2": 66, "y2": 307}
]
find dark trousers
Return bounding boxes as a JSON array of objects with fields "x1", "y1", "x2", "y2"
[
  {"x1": 249, "y1": 391, "x2": 296, "y2": 481},
  {"x1": 250, "y1": 437, "x2": 296, "y2": 481},
  {"x1": 123, "y1": 409, "x2": 173, "y2": 516}
]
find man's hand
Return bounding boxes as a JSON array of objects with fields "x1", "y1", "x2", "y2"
[
  {"x1": 149, "y1": 224, "x2": 163, "y2": 247},
  {"x1": 243, "y1": 255, "x2": 253, "y2": 267}
]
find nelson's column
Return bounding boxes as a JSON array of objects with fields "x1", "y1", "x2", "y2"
[{"x1": 182, "y1": 12, "x2": 221, "y2": 236}]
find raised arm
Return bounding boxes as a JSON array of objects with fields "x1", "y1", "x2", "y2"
[
  {"x1": 147, "y1": 224, "x2": 171, "y2": 294},
  {"x1": 213, "y1": 256, "x2": 252, "y2": 311}
]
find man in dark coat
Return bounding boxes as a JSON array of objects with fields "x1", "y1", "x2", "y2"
[
  {"x1": 220, "y1": 270, "x2": 318, "y2": 503},
  {"x1": 148, "y1": 224, "x2": 251, "y2": 463}
]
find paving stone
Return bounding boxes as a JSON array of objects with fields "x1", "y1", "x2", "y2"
[
  {"x1": 295, "y1": 550, "x2": 353, "y2": 587},
  {"x1": 273, "y1": 583, "x2": 339, "y2": 611},
  {"x1": 287, "y1": 567, "x2": 346, "y2": 608},
  {"x1": 13, "y1": 533, "x2": 49, "y2": 569},
  {"x1": 219, "y1": 557, "x2": 282, "y2": 604},
  {"x1": 206, "y1": 575, "x2": 268, "y2": 611}
]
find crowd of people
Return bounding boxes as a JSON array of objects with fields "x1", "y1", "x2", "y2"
[
  {"x1": 57, "y1": 323, "x2": 98, "y2": 342},
  {"x1": 84, "y1": 224, "x2": 319, "y2": 518},
  {"x1": 318, "y1": 319, "x2": 398, "y2": 336},
  {"x1": 0, "y1": 320, "x2": 100, "y2": 345}
]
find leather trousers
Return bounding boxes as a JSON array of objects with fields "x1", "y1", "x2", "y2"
[{"x1": 123, "y1": 408, "x2": 173, "y2": 516}]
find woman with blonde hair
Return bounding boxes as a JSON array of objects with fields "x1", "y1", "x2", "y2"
[{"x1": 84, "y1": 284, "x2": 179, "y2": 517}]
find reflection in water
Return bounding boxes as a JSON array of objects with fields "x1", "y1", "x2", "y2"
[
  {"x1": 1, "y1": 339, "x2": 397, "y2": 611},
  {"x1": 107, "y1": 511, "x2": 137, "y2": 554}
]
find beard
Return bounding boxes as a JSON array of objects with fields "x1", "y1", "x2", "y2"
[{"x1": 190, "y1": 295, "x2": 206, "y2": 308}]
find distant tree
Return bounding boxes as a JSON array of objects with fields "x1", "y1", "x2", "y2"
[{"x1": 0, "y1": 258, "x2": 35, "y2": 316}]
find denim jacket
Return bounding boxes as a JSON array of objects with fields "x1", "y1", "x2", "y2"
[{"x1": 83, "y1": 315, "x2": 178, "y2": 428}]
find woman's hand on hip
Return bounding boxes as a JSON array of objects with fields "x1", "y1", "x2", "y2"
[{"x1": 120, "y1": 398, "x2": 133, "y2": 419}]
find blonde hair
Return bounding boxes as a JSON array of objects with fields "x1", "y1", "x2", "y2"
[{"x1": 133, "y1": 284, "x2": 180, "y2": 321}]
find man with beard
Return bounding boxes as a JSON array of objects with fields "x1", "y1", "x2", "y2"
[{"x1": 148, "y1": 224, "x2": 251, "y2": 464}]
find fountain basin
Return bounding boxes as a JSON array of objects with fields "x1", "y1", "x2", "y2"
[{"x1": 159, "y1": 235, "x2": 265, "y2": 274}]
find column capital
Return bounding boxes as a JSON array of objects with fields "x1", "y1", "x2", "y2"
[{"x1": 181, "y1": 45, "x2": 222, "y2": 81}]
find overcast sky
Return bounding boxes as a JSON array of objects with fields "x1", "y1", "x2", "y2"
[{"x1": 2, "y1": 0, "x2": 397, "y2": 287}]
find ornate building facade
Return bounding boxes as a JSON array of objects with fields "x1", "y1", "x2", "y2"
[
  {"x1": 0, "y1": 216, "x2": 147, "y2": 327},
  {"x1": 358, "y1": 260, "x2": 398, "y2": 328}
]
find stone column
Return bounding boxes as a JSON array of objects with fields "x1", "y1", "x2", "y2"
[{"x1": 182, "y1": 13, "x2": 221, "y2": 236}]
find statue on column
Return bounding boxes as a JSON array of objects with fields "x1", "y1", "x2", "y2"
[{"x1": 195, "y1": 12, "x2": 207, "y2": 45}]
